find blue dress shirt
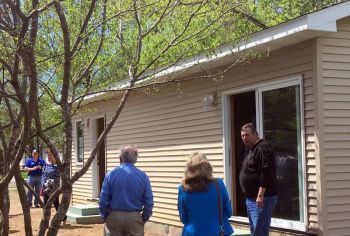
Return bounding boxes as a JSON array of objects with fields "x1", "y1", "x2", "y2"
[
  {"x1": 99, "y1": 163, "x2": 154, "y2": 223},
  {"x1": 178, "y1": 178, "x2": 234, "y2": 236}
]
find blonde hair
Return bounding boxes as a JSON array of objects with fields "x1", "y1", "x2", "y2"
[{"x1": 182, "y1": 152, "x2": 213, "y2": 192}]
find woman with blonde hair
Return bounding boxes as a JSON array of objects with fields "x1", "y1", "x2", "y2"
[{"x1": 177, "y1": 152, "x2": 234, "y2": 236}]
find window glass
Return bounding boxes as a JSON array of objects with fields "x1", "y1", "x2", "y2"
[
  {"x1": 261, "y1": 85, "x2": 303, "y2": 221},
  {"x1": 77, "y1": 121, "x2": 84, "y2": 162}
]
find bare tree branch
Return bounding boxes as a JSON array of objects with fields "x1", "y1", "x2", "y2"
[
  {"x1": 3, "y1": 0, "x2": 27, "y2": 20},
  {"x1": 54, "y1": 1, "x2": 71, "y2": 106},
  {"x1": 70, "y1": 0, "x2": 97, "y2": 55},
  {"x1": 135, "y1": 0, "x2": 208, "y2": 78},
  {"x1": 132, "y1": 0, "x2": 143, "y2": 74},
  {"x1": 27, "y1": 0, "x2": 57, "y2": 18},
  {"x1": 0, "y1": 58, "x2": 13, "y2": 75},
  {"x1": 231, "y1": 7, "x2": 268, "y2": 29},
  {"x1": 74, "y1": 0, "x2": 107, "y2": 88},
  {"x1": 0, "y1": 121, "x2": 8, "y2": 152},
  {"x1": 141, "y1": 0, "x2": 175, "y2": 38}
]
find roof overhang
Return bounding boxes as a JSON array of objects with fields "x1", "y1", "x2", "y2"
[{"x1": 81, "y1": 1, "x2": 350, "y2": 105}]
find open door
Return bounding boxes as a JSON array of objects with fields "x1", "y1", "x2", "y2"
[
  {"x1": 91, "y1": 116, "x2": 106, "y2": 198},
  {"x1": 230, "y1": 91, "x2": 256, "y2": 217}
]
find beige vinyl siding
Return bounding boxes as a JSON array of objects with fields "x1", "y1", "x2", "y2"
[
  {"x1": 101, "y1": 84, "x2": 223, "y2": 226},
  {"x1": 71, "y1": 40, "x2": 317, "y2": 231},
  {"x1": 71, "y1": 115, "x2": 101, "y2": 204},
  {"x1": 318, "y1": 18, "x2": 350, "y2": 235}
]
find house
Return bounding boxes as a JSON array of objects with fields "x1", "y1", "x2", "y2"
[{"x1": 70, "y1": 2, "x2": 350, "y2": 235}]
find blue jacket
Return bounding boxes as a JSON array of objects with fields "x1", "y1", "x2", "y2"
[{"x1": 178, "y1": 178, "x2": 234, "y2": 236}]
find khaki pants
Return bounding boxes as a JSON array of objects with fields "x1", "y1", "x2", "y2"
[{"x1": 104, "y1": 211, "x2": 144, "y2": 236}]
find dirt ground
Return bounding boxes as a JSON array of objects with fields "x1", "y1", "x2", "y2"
[{"x1": 9, "y1": 190, "x2": 163, "y2": 236}]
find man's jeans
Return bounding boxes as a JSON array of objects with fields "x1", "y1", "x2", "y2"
[
  {"x1": 246, "y1": 195, "x2": 278, "y2": 236},
  {"x1": 26, "y1": 175, "x2": 42, "y2": 206}
]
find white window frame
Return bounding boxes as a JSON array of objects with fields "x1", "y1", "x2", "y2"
[
  {"x1": 222, "y1": 76, "x2": 307, "y2": 232},
  {"x1": 75, "y1": 120, "x2": 84, "y2": 164}
]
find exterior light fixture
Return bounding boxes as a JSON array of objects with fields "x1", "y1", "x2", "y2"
[{"x1": 203, "y1": 92, "x2": 218, "y2": 107}]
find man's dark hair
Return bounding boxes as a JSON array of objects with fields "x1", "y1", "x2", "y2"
[{"x1": 241, "y1": 123, "x2": 258, "y2": 134}]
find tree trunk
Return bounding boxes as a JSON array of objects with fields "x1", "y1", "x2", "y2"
[
  {"x1": 37, "y1": 201, "x2": 52, "y2": 236},
  {"x1": 0, "y1": 187, "x2": 10, "y2": 236},
  {"x1": 46, "y1": 189, "x2": 72, "y2": 236},
  {"x1": 14, "y1": 168, "x2": 33, "y2": 236}
]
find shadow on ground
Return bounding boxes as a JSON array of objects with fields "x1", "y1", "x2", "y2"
[
  {"x1": 9, "y1": 213, "x2": 23, "y2": 218},
  {"x1": 9, "y1": 229, "x2": 20, "y2": 234}
]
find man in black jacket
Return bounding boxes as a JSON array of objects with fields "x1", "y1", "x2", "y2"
[{"x1": 239, "y1": 123, "x2": 278, "y2": 236}]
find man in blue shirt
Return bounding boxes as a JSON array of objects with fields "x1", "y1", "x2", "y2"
[
  {"x1": 25, "y1": 149, "x2": 45, "y2": 207},
  {"x1": 99, "y1": 145, "x2": 154, "y2": 236}
]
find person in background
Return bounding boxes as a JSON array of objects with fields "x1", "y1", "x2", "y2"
[
  {"x1": 99, "y1": 145, "x2": 154, "y2": 236},
  {"x1": 42, "y1": 150, "x2": 67, "y2": 224},
  {"x1": 25, "y1": 149, "x2": 45, "y2": 208},
  {"x1": 239, "y1": 123, "x2": 278, "y2": 236},
  {"x1": 177, "y1": 152, "x2": 234, "y2": 236}
]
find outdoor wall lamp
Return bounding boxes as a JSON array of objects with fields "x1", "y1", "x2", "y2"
[{"x1": 203, "y1": 92, "x2": 218, "y2": 107}]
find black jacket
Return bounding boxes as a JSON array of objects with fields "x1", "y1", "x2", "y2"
[{"x1": 239, "y1": 139, "x2": 277, "y2": 198}]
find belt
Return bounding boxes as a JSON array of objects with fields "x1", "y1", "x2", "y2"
[{"x1": 110, "y1": 209, "x2": 141, "y2": 212}]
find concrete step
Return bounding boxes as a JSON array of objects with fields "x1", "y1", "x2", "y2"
[
  {"x1": 66, "y1": 211, "x2": 103, "y2": 224},
  {"x1": 233, "y1": 228, "x2": 251, "y2": 235},
  {"x1": 68, "y1": 204, "x2": 99, "y2": 216},
  {"x1": 86, "y1": 198, "x2": 99, "y2": 206}
]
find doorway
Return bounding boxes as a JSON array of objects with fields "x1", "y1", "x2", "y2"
[
  {"x1": 96, "y1": 117, "x2": 106, "y2": 194},
  {"x1": 231, "y1": 91, "x2": 256, "y2": 217},
  {"x1": 91, "y1": 117, "x2": 106, "y2": 198}
]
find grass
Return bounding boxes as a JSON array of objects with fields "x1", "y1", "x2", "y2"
[{"x1": 21, "y1": 170, "x2": 28, "y2": 179}]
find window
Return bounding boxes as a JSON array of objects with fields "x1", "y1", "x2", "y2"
[
  {"x1": 76, "y1": 121, "x2": 84, "y2": 162},
  {"x1": 225, "y1": 77, "x2": 306, "y2": 231}
]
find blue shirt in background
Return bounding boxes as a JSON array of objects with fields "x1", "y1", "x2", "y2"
[
  {"x1": 178, "y1": 178, "x2": 234, "y2": 236},
  {"x1": 25, "y1": 157, "x2": 45, "y2": 176},
  {"x1": 99, "y1": 163, "x2": 154, "y2": 223}
]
